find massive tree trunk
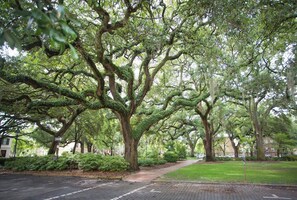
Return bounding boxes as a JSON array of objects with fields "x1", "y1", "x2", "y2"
[
  {"x1": 252, "y1": 117, "x2": 265, "y2": 160},
  {"x1": 80, "y1": 141, "x2": 85, "y2": 153},
  {"x1": 229, "y1": 137, "x2": 240, "y2": 158},
  {"x1": 48, "y1": 140, "x2": 59, "y2": 155},
  {"x1": 255, "y1": 130, "x2": 265, "y2": 160},
  {"x1": 201, "y1": 117, "x2": 214, "y2": 161},
  {"x1": 72, "y1": 129, "x2": 79, "y2": 154},
  {"x1": 249, "y1": 98, "x2": 266, "y2": 161},
  {"x1": 119, "y1": 115, "x2": 139, "y2": 170}
]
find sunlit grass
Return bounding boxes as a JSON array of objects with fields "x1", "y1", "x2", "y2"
[{"x1": 163, "y1": 161, "x2": 297, "y2": 185}]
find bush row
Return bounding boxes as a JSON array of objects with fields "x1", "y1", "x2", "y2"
[
  {"x1": 0, "y1": 157, "x2": 15, "y2": 166},
  {"x1": 4, "y1": 154, "x2": 129, "y2": 172},
  {"x1": 138, "y1": 158, "x2": 167, "y2": 167},
  {"x1": 163, "y1": 151, "x2": 179, "y2": 162}
]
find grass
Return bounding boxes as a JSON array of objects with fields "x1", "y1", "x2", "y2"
[{"x1": 163, "y1": 161, "x2": 297, "y2": 185}]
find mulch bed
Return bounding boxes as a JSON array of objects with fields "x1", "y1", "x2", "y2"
[
  {"x1": 0, "y1": 162, "x2": 180, "y2": 179},
  {"x1": 0, "y1": 168, "x2": 131, "y2": 180}
]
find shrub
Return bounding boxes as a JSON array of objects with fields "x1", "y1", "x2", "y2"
[
  {"x1": 0, "y1": 157, "x2": 14, "y2": 166},
  {"x1": 245, "y1": 156, "x2": 257, "y2": 161},
  {"x1": 29, "y1": 156, "x2": 52, "y2": 171},
  {"x1": 99, "y1": 156, "x2": 129, "y2": 171},
  {"x1": 45, "y1": 156, "x2": 77, "y2": 171},
  {"x1": 163, "y1": 151, "x2": 178, "y2": 162},
  {"x1": 77, "y1": 153, "x2": 103, "y2": 171},
  {"x1": 145, "y1": 149, "x2": 161, "y2": 160},
  {"x1": 214, "y1": 157, "x2": 233, "y2": 161},
  {"x1": 174, "y1": 143, "x2": 187, "y2": 160},
  {"x1": 273, "y1": 155, "x2": 297, "y2": 161},
  {"x1": 4, "y1": 156, "x2": 77, "y2": 171},
  {"x1": 5, "y1": 157, "x2": 33, "y2": 171},
  {"x1": 4, "y1": 154, "x2": 130, "y2": 172},
  {"x1": 138, "y1": 158, "x2": 155, "y2": 167},
  {"x1": 138, "y1": 158, "x2": 167, "y2": 167}
]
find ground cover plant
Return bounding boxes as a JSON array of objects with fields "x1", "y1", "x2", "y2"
[
  {"x1": 4, "y1": 154, "x2": 129, "y2": 172},
  {"x1": 163, "y1": 161, "x2": 297, "y2": 185}
]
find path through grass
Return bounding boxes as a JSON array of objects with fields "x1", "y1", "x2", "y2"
[{"x1": 163, "y1": 161, "x2": 297, "y2": 185}]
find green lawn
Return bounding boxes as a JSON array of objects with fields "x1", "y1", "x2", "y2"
[{"x1": 163, "y1": 161, "x2": 297, "y2": 185}]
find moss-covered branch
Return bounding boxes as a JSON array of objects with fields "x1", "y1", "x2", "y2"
[
  {"x1": 132, "y1": 106, "x2": 180, "y2": 140},
  {"x1": 0, "y1": 71, "x2": 87, "y2": 103}
]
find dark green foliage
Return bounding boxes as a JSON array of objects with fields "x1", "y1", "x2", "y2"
[
  {"x1": 98, "y1": 156, "x2": 130, "y2": 171},
  {"x1": 273, "y1": 155, "x2": 297, "y2": 161},
  {"x1": 77, "y1": 154, "x2": 129, "y2": 171},
  {"x1": 4, "y1": 154, "x2": 129, "y2": 171},
  {"x1": 138, "y1": 158, "x2": 167, "y2": 167},
  {"x1": 77, "y1": 153, "x2": 103, "y2": 171},
  {"x1": 0, "y1": 157, "x2": 15, "y2": 166},
  {"x1": 4, "y1": 156, "x2": 77, "y2": 171},
  {"x1": 145, "y1": 150, "x2": 160, "y2": 159},
  {"x1": 163, "y1": 151, "x2": 178, "y2": 162},
  {"x1": 174, "y1": 143, "x2": 187, "y2": 160},
  {"x1": 214, "y1": 157, "x2": 234, "y2": 161}
]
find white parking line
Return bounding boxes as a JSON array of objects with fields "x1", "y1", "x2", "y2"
[
  {"x1": 43, "y1": 182, "x2": 113, "y2": 200},
  {"x1": 110, "y1": 183, "x2": 155, "y2": 200},
  {"x1": 263, "y1": 194, "x2": 291, "y2": 199}
]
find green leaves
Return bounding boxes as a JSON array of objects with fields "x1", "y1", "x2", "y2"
[
  {"x1": 69, "y1": 44, "x2": 79, "y2": 60},
  {"x1": 60, "y1": 22, "x2": 77, "y2": 40},
  {"x1": 31, "y1": 8, "x2": 51, "y2": 25},
  {"x1": 50, "y1": 29, "x2": 67, "y2": 44},
  {"x1": 0, "y1": 29, "x2": 21, "y2": 50}
]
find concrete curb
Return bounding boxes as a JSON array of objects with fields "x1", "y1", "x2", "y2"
[{"x1": 153, "y1": 179, "x2": 297, "y2": 189}]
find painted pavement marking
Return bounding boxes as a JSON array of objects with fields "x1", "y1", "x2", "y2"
[
  {"x1": 110, "y1": 183, "x2": 155, "y2": 200},
  {"x1": 150, "y1": 189, "x2": 161, "y2": 193},
  {"x1": 263, "y1": 194, "x2": 292, "y2": 200},
  {"x1": 43, "y1": 182, "x2": 113, "y2": 200}
]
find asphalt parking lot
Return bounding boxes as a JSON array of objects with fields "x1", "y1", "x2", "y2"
[{"x1": 0, "y1": 174, "x2": 296, "y2": 200}]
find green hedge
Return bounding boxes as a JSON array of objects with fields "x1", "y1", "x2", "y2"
[
  {"x1": 163, "y1": 151, "x2": 178, "y2": 163},
  {"x1": 4, "y1": 154, "x2": 129, "y2": 172},
  {"x1": 272, "y1": 155, "x2": 297, "y2": 161},
  {"x1": 138, "y1": 158, "x2": 167, "y2": 167},
  {"x1": 0, "y1": 157, "x2": 15, "y2": 166}
]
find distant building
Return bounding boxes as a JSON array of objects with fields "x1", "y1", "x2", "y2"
[{"x1": 0, "y1": 137, "x2": 12, "y2": 158}]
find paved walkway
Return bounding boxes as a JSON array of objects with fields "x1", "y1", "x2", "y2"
[{"x1": 123, "y1": 160, "x2": 197, "y2": 183}]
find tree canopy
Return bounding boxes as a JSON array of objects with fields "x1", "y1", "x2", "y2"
[{"x1": 0, "y1": 0, "x2": 296, "y2": 169}]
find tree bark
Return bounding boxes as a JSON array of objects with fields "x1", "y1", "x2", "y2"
[
  {"x1": 190, "y1": 145, "x2": 195, "y2": 157},
  {"x1": 201, "y1": 117, "x2": 214, "y2": 161},
  {"x1": 72, "y1": 141, "x2": 77, "y2": 154},
  {"x1": 80, "y1": 141, "x2": 84, "y2": 153},
  {"x1": 48, "y1": 140, "x2": 58, "y2": 155},
  {"x1": 229, "y1": 137, "x2": 239, "y2": 158},
  {"x1": 255, "y1": 131, "x2": 265, "y2": 160},
  {"x1": 119, "y1": 115, "x2": 139, "y2": 170},
  {"x1": 72, "y1": 129, "x2": 79, "y2": 154},
  {"x1": 249, "y1": 98, "x2": 265, "y2": 161},
  {"x1": 186, "y1": 134, "x2": 197, "y2": 157},
  {"x1": 87, "y1": 142, "x2": 92, "y2": 153}
]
